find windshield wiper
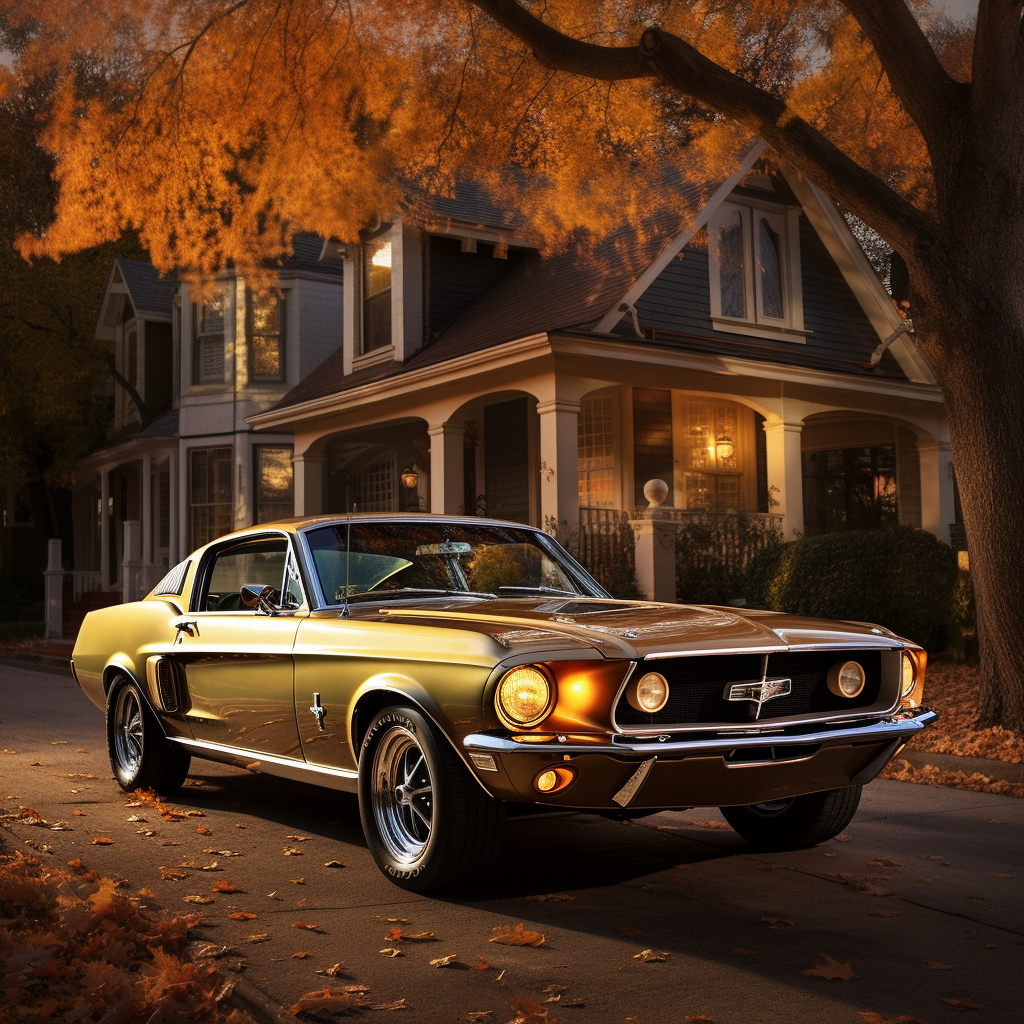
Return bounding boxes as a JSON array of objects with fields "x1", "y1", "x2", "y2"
[
  {"x1": 497, "y1": 586, "x2": 580, "y2": 597},
  {"x1": 343, "y1": 587, "x2": 495, "y2": 603}
]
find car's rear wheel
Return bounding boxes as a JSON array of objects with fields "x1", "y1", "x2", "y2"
[
  {"x1": 106, "y1": 677, "x2": 190, "y2": 796},
  {"x1": 719, "y1": 785, "x2": 862, "y2": 849},
  {"x1": 358, "y1": 704, "x2": 505, "y2": 891}
]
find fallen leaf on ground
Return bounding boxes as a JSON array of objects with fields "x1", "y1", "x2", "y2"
[
  {"x1": 387, "y1": 928, "x2": 437, "y2": 941},
  {"x1": 993, "y1": 872, "x2": 1013, "y2": 878},
  {"x1": 228, "y1": 911, "x2": 258, "y2": 920},
  {"x1": 316, "y1": 963, "x2": 346, "y2": 976},
  {"x1": 803, "y1": 954, "x2": 856, "y2": 981},
  {"x1": 161, "y1": 867, "x2": 189, "y2": 881},
  {"x1": 833, "y1": 834, "x2": 852, "y2": 842},
  {"x1": 430, "y1": 954, "x2": 458, "y2": 967},
  {"x1": 943, "y1": 997, "x2": 983, "y2": 1010},
  {"x1": 293, "y1": 951, "x2": 311, "y2": 959},
  {"x1": 324, "y1": 860, "x2": 345, "y2": 867},
  {"x1": 525, "y1": 893, "x2": 576, "y2": 902},
  {"x1": 505, "y1": 997, "x2": 549, "y2": 1022},
  {"x1": 919, "y1": 855, "x2": 944, "y2": 861},
  {"x1": 616, "y1": 927, "x2": 643, "y2": 936},
  {"x1": 760, "y1": 916, "x2": 794, "y2": 928},
  {"x1": 91, "y1": 836, "x2": 114, "y2": 845},
  {"x1": 375, "y1": 916, "x2": 408, "y2": 922},
  {"x1": 370, "y1": 999, "x2": 408, "y2": 1011},
  {"x1": 203, "y1": 849, "x2": 242, "y2": 857},
  {"x1": 379, "y1": 948, "x2": 403, "y2": 957},
  {"x1": 290, "y1": 877, "x2": 306, "y2": 884},
  {"x1": 985, "y1": 818, "x2": 1002, "y2": 824},
  {"x1": 857, "y1": 1014, "x2": 929, "y2": 1024},
  {"x1": 212, "y1": 881, "x2": 241, "y2": 893},
  {"x1": 685, "y1": 820, "x2": 730, "y2": 828},
  {"x1": 288, "y1": 989, "x2": 369, "y2": 1016},
  {"x1": 195, "y1": 826, "x2": 211, "y2": 835},
  {"x1": 732, "y1": 948, "x2": 760, "y2": 956},
  {"x1": 867, "y1": 858, "x2": 901, "y2": 868},
  {"x1": 633, "y1": 949, "x2": 670, "y2": 962},
  {"x1": 293, "y1": 920, "x2": 320, "y2": 930},
  {"x1": 924, "y1": 961, "x2": 953, "y2": 970},
  {"x1": 127, "y1": 814, "x2": 147, "y2": 823},
  {"x1": 183, "y1": 895, "x2": 214, "y2": 904},
  {"x1": 561, "y1": 998, "x2": 585, "y2": 1008},
  {"x1": 245, "y1": 934, "x2": 270, "y2": 943},
  {"x1": 138, "y1": 886, "x2": 156, "y2": 898},
  {"x1": 473, "y1": 956, "x2": 491, "y2": 970},
  {"x1": 283, "y1": 847, "x2": 303, "y2": 856},
  {"x1": 490, "y1": 923, "x2": 545, "y2": 947},
  {"x1": 458, "y1": 1014, "x2": 492, "y2": 1022},
  {"x1": 73, "y1": 809, "x2": 86, "y2": 815}
]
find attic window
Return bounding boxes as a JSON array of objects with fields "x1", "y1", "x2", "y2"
[
  {"x1": 362, "y1": 239, "x2": 392, "y2": 353},
  {"x1": 708, "y1": 201, "x2": 805, "y2": 340}
]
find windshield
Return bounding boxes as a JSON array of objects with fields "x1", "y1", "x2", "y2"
[{"x1": 303, "y1": 521, "x2": 605, "y2": 605}]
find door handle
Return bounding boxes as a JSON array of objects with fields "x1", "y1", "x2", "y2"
[{"x1": 173, "y1": 619, "x2": 199, "y2": 638}]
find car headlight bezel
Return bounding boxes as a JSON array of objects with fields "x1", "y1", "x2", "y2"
[
  {"x1": 495, "y1": 665, "x2": 554, "y2": 729},
  {"x1": 827, "y1": 660, "x2": 866, "y2": 699},
  {"x1": 626, "y1": 671, "x2": 670, "y2": 713},
  {"x1": 901, "y1": 651, "x2": 916, "y2": 698}
]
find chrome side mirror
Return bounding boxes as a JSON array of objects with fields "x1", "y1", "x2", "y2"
[{"x1": 240, "y1": 584, "x2": 278, "y2": 615}]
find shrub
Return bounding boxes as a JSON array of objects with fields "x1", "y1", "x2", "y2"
[
  {"x1": 675, "y1": 512, "x2": 783, "y2": 606},
  {"x1": 744, "y1": 526, "x2": 958, "y2": 652},
  {"x1": 0, "y1": 568, "x2": 45, "y2": 623}
]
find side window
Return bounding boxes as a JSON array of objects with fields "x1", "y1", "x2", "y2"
[{"x1": 200, "y1": 537, "x2": 288, "y2": 612}]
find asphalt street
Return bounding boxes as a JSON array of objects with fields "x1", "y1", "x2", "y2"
[{"x1": 1, "y1": 659, "x2": 1022, "y2": 1023}]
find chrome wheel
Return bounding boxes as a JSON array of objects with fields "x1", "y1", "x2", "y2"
[
  {"x1": 371, "y1": 725, "x2": 434, "y2": 864},
  {"x1": 113, "y1": 685, "x2": 144, "y2": 775}
]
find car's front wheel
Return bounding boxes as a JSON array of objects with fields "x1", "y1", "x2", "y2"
[
  {"x1": 358, "y1": 705, "x2": 505, "y2": 891},
  {"x1": 106, "y1": 677, "x2": 191, "y2": 796},
  {"x1": 719, "y1": 785, "x2": 862, "y2": 849}
]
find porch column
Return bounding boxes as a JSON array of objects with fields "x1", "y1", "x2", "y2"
[
  {"x1": 100, "y1": 470, "x2": 111, "y2": 591},
  {"x1": 763, "y1": 419, "x2": 804, "y2": 539},
  {"x1": 44, "y1": 538, "x2": 63, "y2": 640},
  {"x1": 428, "y1": 423, "x2": 465, "y2": 514},
  {"x1": 918, "y1": 439, "x2": 955, "y2": 544},
  {"x1": 141, "y1": 454, "x2": 153, "y2": 566},
  {"x1": 293, "y1": 453, "x2": 324, "y2": 516},
  {"x1": 168, "y1": 449, "x2": 179, "y2": 564},
  {"x1": 537, "y1": 399, "x2": 581, "y2": 536},
  {"x1": 122, "y1": 520, "x2": 142, "y2": 603}
]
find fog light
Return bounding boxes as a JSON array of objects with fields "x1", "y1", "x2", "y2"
[
  {"x1": 496, "y1": 666, "x2": 553, "y2": 728},
  {"x1": 827, "y1": 660, "x2": 866, "y2": 698},
  {"x1": 627, "y1": 671, "x2": 670, "y2": 713},
  {"x1": 533, "y1": 766, "x2": 575, "y2": 794},
  {"x1": 901, "y1": 652, "x2": 916, "y2": 697}
]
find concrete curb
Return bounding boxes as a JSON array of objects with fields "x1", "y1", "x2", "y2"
[
  {"x1": 2, "y1": 652, "x2": 72, "y2": 672},
  {"x1": 900, "y1": 748, "x2": 1024, "y2": 785}
]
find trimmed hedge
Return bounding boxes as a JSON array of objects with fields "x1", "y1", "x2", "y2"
[{"x1": 744, "y1": 526, "x2": 958, "y2": 652}]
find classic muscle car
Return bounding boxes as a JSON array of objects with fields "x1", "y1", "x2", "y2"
[{"x1": 71, "y1": 514, "x2": 936, "y2": 890}]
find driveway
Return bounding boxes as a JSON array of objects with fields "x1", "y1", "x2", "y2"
[{"x1": 2, "y1": 660, "x2": 1021, "y2": 1023}]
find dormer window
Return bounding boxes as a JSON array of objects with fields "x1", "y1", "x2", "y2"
[
  {"x1": 194, "y1": 292, "x2": 227, "y2": 384},
  {"x1": 362, "y1": 239, "x2": 392, "y2": 353},
  {"x1": 247, "y1": 289, "x2": 285, "y2": 382},
  {"x1": 709, "y1": 201, "x2": 804, "y2": 340}
]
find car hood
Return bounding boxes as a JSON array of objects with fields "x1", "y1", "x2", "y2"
[{"x1": 378, "y1": 597, "x2": 904, "y2": 661}]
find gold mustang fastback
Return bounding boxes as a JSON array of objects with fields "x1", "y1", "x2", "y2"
[{"x1": 71, "y1": 514, "x2": 936, "y2": 890}]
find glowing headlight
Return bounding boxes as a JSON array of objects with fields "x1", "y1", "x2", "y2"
[
  {"x1": 901, "y1": 652, "x2": 916, "y2": 697},
  {"x1": 827, "y1": 660, "x2": 866, "y2": 698},
  {"x1": 627, "y1": 671, "x2": 670, "y2": 713},
  {"x1": 496, "y1": 666, "x2": 553, "y2": 728}
]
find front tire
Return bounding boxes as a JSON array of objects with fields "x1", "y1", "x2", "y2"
[
  {"x1": 106, "y1": 677, "x2": 190, "y2": 796},
  {"x1": 358, "y1": 705, "x2": 505, "y2": 891},
  {"x1": 720, "y1": 785, "x2": 862, "y2": 849}
]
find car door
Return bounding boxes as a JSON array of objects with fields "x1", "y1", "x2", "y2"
[{"x1": 171, "y1": 533, "x2": 305, "y2": 758}]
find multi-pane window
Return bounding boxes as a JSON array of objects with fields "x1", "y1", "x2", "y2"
[
  {"x1": 678, "y1": 401, "x2": 741, "y2": 510},
  {"x1": 194, "y1": 293, "x2": 227, "y2": 384},
  {"x1": 255, "y1": 446, "x2": 294, "y2": 523},
  {"x1": 578, "y1": 396, "x2": 615, "y2": 507},
  {"x1": 354, "y1": 456, "x2": 396, "y2": 511},
  {"x1": 189, "y1": 447, "x2": 233, "y2": 548},
  {"x1": 247, "y1": 290, "x2": 285, "y2": 382},
  {"x1": 362, "y1": 239, "x2": 392, "y2": 353},
  {"x1": 710, "y1": 204, "x2": 794, "y2": 329}
]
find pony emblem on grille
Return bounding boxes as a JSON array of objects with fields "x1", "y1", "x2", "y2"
[{"x1": 725, "y1": 677, "x2": 793, "y2": 719}]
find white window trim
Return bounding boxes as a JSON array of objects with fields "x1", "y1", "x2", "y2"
[{"x1": 708, "y1": 200, "x2": 806, "y2": 342}]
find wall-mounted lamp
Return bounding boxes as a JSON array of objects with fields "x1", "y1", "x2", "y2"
[
  {"x1": 714, "y1": 433, "x2": 736, "y2": 463},
  {"x1": 401, "y1": 468, "x2": 419, "y2": 490}
]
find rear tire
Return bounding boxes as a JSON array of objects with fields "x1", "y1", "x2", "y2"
[
  {"x1": 106, "y1": 677, "x2": 191, "y2": 796},
  {"x1": 720, "y1": 785, "x2": 862, "y2": 849},
  {"x1": 358, "y1": 704, "x2": 505, "y2": 891}
]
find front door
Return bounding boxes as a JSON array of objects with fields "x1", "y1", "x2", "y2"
[{"x1": 173, "y1": 534, "x2": 305, "y2": 758}]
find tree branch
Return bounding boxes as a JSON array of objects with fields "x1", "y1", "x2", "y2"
[
  {"x1": 466, "y1": 1, "x2": 934, "y2": 252},
  {"x1": 465, "y1": 0, "x2": 654, "y2": 79},
  {"x1": 839, "y1": 0, "x2": 967, "y2": 160},
  {"x1": 107, "y1": 358, "x2": 150, "y2": 427}
]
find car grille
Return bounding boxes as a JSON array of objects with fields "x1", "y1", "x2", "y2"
[{"x1": 614, "y1": 650, "x2": 884, "y2": 729}]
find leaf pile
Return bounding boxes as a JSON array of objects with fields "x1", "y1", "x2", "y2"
[
  {"x1": 0, "y1": 845, "x2": 253, "y2": 1024},
  {"x1": 880, "y1": 759, "x2": 1024, "y2": 799}
]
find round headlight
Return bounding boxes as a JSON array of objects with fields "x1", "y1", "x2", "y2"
[
  {"x1": 496, "y1": 666, "x2": 553, "y2": 728},
  {"x1": 627, "y1": 671, "x2": 670, "y2": 713},
  {"x1": 901, "y1": 652, "x2": 916, "y2": 697},
  {"x1": 827, "y1": 660, "x2": 866, "y2": 698}
]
